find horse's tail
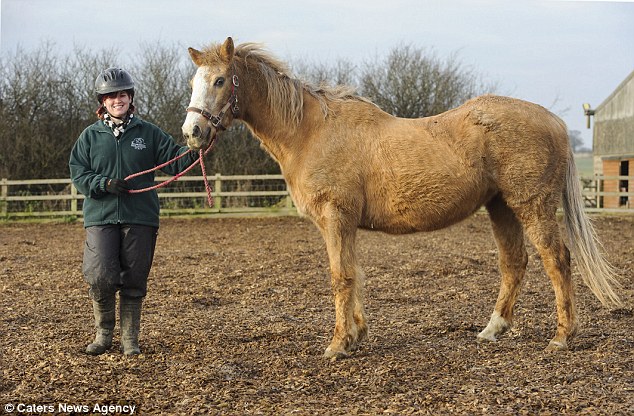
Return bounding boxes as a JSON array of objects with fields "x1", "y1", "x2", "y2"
[{"x1": 562, "y1": 150, "x2": 623, "y2": 307}]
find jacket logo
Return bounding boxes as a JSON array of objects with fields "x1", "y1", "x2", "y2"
[{"x1": 131, "y1": 138, "x2": 147, "y2": 150}]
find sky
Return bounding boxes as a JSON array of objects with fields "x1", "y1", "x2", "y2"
[{"x1": 2, "y1": 0, "x2": 633, "y2": 149}]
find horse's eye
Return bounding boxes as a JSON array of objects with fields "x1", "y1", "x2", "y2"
[{"x1": 214, "y1": 77, "x2": 225, "y2": 87}]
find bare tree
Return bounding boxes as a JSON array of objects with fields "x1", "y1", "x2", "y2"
[
  {"x1": 0, "y1": 43, "x2": 124, "y2": 179},
  {"x1": 1, "y1": 44, "x2": 75, "y2": 179},
  {"x1": 569, "y1": 129, "x2": 590, "y2": 153},
  {"x1": 130, "y1": 42, "x2": 193, "y2": 142},
  {"x1": 293, "y1": 58, "x2": 359, "y2": 88},
  {"x1": 360, "y1": 45, "x2": 495, "y2": 118}
]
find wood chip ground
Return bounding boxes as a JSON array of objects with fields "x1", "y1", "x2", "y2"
[{"x1": 1, "y1": 214, "x2": 632, "y2": 415}]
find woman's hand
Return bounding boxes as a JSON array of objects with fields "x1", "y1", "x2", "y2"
[{"x1": 105, "y1": 178, "x2": 130, "y2": 194}]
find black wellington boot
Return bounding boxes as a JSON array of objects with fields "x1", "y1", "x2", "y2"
[
  {"x1": 120, "y1": 296, "x2": 143, "y2": 356},
  {"x1": 86, "y1": 297, "x2": 115, "y2": 355}
]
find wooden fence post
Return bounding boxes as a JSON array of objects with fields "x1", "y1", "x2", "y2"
[
  {"x1": 1, "y1": 178, "x2": 7, "y2": 217},
  {"x1": 71, "y1": 183, "x2": 78, "y2": 215},
  {"x1": 214, "y1": 174, "x2": 222, "y2": 212},
  {"x1": 595, "y1": 174, "x2": 601, "y2": 209}
]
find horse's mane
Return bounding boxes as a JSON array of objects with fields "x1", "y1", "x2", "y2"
[{"x1": 201, "y1": 42, "x2": 372, "y2": 128}]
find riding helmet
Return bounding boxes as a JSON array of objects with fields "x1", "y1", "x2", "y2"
[{"x1": 95, "y1": 67, "x2": 135, "y2": 101}]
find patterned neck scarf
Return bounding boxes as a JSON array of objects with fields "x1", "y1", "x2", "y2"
[{"x1": 103, "y1": 113, "x2": 133, "y2": 138}]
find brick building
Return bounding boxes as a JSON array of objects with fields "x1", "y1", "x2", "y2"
[{"x1": 590, "y1": 69, "x2": 634, "y2": 208}]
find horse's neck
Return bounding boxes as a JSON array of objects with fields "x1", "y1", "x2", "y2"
[{"x1": 240, "y1": 89, "x2": 317, "y2": 170}]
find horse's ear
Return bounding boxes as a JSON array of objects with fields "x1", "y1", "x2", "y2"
[
  {"x1": 188, "y1": 47, "x2": 203, "y2": 66},
  {"x1": 220, "y1": 37, "x2": 235, "y2": 63}
]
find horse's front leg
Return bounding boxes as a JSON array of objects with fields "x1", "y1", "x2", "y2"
[{"x1": 318, "y1": 207, "x2": 367, "y2": 359}]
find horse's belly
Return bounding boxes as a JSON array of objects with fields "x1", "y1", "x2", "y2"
[
  {"x1": 360, "y1": 186, "x2": 492, "y2": 234},
  {"x1": 360, "y1": 208, "x2": 467, "y2": 234}
]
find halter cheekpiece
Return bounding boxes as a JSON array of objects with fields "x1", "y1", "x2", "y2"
[{"x1": 186, "y1": 74, "x2": 239, "y2": 131}]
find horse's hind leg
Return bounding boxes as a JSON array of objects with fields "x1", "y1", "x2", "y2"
[
  {"x1": 522, "y1": 210, "x2": 578, "y2": 351},
  {"x1": 479, "y1": 196, "x2": 529, "y2": 342},
  {"x1": 317, "y1": 206, "x2": 367, "y2": 359}
]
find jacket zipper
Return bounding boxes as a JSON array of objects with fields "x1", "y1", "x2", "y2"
[{"x1": 116, "y1": 134, "x2": 122, "y2": 223}]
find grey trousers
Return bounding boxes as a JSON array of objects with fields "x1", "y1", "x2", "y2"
[{"x1": 83, "y1": 224, "x2": 158, "y2": 301}]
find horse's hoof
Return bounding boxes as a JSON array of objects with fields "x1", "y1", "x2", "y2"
[
  {"x1": 545, "y1": 340, "x2": 568, "y2": 352},
  {"x1": 477, "y1": 327, "x2": 501, "y2": 342},
  {"x1": 323, "y1": 346, "x2": 349, "y2": 360},
  {"x1": 478, "y1": 312, "x2": 510, "y2": 343},
  {"x1": 477, "y1": 332, "x2": 497, "y2": 342}
]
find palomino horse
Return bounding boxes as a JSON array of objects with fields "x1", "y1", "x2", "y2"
[{"x1": 182, "y1": 37, "x2": 622, "y2": 358}]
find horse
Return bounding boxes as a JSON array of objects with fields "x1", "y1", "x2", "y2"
[{"x1": 182, "y1": 37, "x2": 622, "y2": 359}]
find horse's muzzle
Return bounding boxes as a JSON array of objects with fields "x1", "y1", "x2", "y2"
[{"x1": 183, "y1": 124, "x2": 212, "y2": 151}]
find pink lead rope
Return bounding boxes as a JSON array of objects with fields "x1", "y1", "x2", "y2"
[{"x1": 125, "y1": 135, "x2": 217, "y2": 208}]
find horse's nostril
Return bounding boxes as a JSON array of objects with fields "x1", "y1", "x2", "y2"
[{"x1": 192, "y1": 125, "x2": 201, "y2": 138}]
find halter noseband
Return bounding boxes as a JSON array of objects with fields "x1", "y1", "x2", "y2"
[{"x1": 186, "y1": 74, "x2": 240, "y2": 131}]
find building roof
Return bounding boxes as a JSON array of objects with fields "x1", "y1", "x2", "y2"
[{"x1": 595, "y1": 69, "x2": 634, "y2": 112}]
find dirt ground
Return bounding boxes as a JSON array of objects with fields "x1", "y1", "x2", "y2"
[{"x1": 1, "y1": 213, "x2": 633, "y2": 415}]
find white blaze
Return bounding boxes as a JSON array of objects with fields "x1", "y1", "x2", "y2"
[{"x1": 183, "y1": 67, "x2": 214, "y2": 132}]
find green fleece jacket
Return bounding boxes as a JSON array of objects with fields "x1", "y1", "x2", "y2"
[{"x1": 69, "y1": 116, "x2": 197, "y2": 228}]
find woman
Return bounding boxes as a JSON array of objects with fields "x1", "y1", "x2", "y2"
[{"x1": 69, "y1": 67, "x2": 197, "y2": 355}]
